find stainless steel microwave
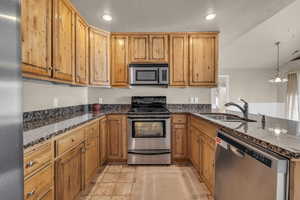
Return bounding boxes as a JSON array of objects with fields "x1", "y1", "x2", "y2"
[{"x1": 129, "y1": 63, "x2": 168, "y2": 85}]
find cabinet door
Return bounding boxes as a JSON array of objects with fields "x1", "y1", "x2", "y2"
[
  {"x1": 130, "y1": 35, "x2": 148, "y2": 62},
  {"x1": 75, "y1": 15, "x2": 89, "y2": 85},
  {"x1": 202, "y1": 136, "x2": 215, "y2": 193},
  {"x1": 149, "y1": 34, "x2": 168, "y2": 62},
  {"x1": 189, "y1": 33, "x2": 218, "y2": 86},
  {"x1": 53, "y1": 0, "x2": 75, "y2": 82},
  {"x1": 190, "y1": 127, "x2": 201, "y2": 171},
  {"x1": 172, "y1": 124, "x2": 187, "y2": 160},
  {"x1": 89, "y1": 28, "x2": 110, "y2": 86},
  {"x1": 55, "y1": 144, "x2": 84, "y2": 200},
  {"x1": 85, "y1": 139, "x2": 99, "y2": 184},
  {"x1": 107, "y1": 115, "x2": 127, "y2": 160},
  {"x1": 169, "y1": 34, "x2": 188, "y2": 86},
  {"x1": 99, "y1": 118, "x2": 107, "y2": 165},
  {"x1": 21, "y1": 0, "x2": 52, "y2": 77},
  {"x1": 111, "y1": 35, "x2": 129, "y2": 87}
]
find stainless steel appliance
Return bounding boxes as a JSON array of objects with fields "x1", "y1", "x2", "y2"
[
  {"x1": 129, "y1": 63, "x2": 168, "y2": 85},
  {"x1": 215, "y1": 131, "x2": 288, "y2": 200},
  {"x1": 128, "y1": 96, "x2": 171, "y2": 164},
  {"x1": 0, "y1": 0, "x2": 24, "y2": 199}
]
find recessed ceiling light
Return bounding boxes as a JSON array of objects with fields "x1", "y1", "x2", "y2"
[
  {"x1": 102, "y1": 14, "x2": 112, "y2": 21},
  {"x1": 206, "y1": 13, "x2": 216, "y2": 20}
]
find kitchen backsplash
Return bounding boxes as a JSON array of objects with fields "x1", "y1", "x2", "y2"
[{"x1": 23, "y1": 104, "x2": 211, "y2": 131}]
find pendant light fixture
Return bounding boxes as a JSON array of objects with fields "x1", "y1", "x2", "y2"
[{"x1": 269, "y1": 42, "x2": 288, "y2": 83}]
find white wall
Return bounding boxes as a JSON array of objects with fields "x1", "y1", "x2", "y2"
[
  {"x1": 23, "y1": 80, "x2": 88, "y2": 112},
  {"x1": 88, "y1": 87, "x2": 211, "y2": 104},
  {"x1": 220, "y1": 68, "x2": 286, "y2": 118}
]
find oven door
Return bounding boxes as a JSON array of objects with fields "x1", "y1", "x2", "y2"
[
  {"x1": 130, "y1": 67, "x2": 159, "y2": 85},
  {"x1": 128, "y1": 116, "x2": 171, "y2": 150}
]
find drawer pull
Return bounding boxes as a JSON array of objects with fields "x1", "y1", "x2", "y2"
[
  {"x1": 71, "y1": 139, "x2": 75, "y2": 142},
  {"x1": 25, "y1": 161, "x2": 36, "y2": 168},
  {"x1": 26, "y1": 189, "x2": 36, "y2": 197}
]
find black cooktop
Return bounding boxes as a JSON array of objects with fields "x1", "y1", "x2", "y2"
[{"x1": 129, "y1": 96, "x2": 170, "y2": 114}]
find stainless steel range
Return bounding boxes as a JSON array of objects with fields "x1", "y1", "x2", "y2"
[{"x1": 127, "y1": 96, "x2": 171, "y2": 165}]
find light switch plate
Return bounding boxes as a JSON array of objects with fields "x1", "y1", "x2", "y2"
[
  {"x1": 53, "y1": 97, "x2": 58, "y2": 108},
  {"x1": 190, "y1": 97, "x2": 195, "y2": 104},
  {"x1": 194, "y1": 97, "x2": 199, "y2": 104}
]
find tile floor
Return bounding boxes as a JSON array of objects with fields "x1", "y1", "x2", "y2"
[{"x1": 79, "y1": 164, "x2": 213, "y2": 200}]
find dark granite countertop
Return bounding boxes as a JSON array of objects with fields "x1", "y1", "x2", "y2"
[
  {"x1": 192, "y1": 112, "x2": 300, "y2": 159},
  {"x1": 23, "y1": 109, "x2": 129, "y2": 149},
  {"x1": 23, "y1": 105, "x2": 300, "y2": 159}
]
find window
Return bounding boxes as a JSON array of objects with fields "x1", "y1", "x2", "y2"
[{"x1": 286, "y1": 72, "x2": 300, "y2": 121}]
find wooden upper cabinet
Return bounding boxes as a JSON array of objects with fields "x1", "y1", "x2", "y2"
[
  {"x1": 189, "y1": 33, "x2": 218, "y2": 86},
  {"x1": 75, "y1": 14, "x2": 89, "y2": 85},
  {"x1": 21, "y1": 0, "x2": 52, "y2": 77},
  {"x1": 89, "y1": 28, "x2": 110, "y2": 86},
  {"x1": 111, "y1": 35, "x2": 129, "y2": 87},
  {"x1": 169, "y1": 34, "x2": 188, "y2": 86},
  {"x1": 52, "y1": 0, "x2": 75, "y2": 82},
  {"x1": 129, "y1": 35, "x2": 149, "y2": 62},
  {"x1": 149, "y1": 34, "x2": 168, "y2": 62}
]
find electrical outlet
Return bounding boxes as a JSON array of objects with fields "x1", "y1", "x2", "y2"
[
  {"x1": 190, "y1": 97, "x2": 195, "y2": 104},
  {"x1": 98, "y1": 97, "x2": 103, "y2": 104},
  {"x1": 194, "y1": 97, "x2": 199, "y2": 104},
  {"x1": 53, "y1": 97, "x2": 58, "y2": 108}
]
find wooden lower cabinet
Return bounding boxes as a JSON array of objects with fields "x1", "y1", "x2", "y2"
[
  {"x1": 55, "y1": 143, "x2": 85, "y2": 200},
  {"x1": 201, "y1": 134, "x2": 215, "y2": 193},
  {"x1": 172, "y1": 114, "x2": 188, "y2": 161},
  {"x1": 40, "y1": 190, "x2": 53, "y2": 200},
  {"x1": 107, "y1": 115, "x2": 127, "y2": 161},
  {"x1": 99, "y1": 117, "x2": 108, "y2": 165},
  {"x1": 190, "y1": 126, "x2": 202, "y2": 171},
  {"x1": 189, "y1": 115, "x2": 218, "y2": 195},
  {"x1": 24, "y1": 165, "x2": 53, "y2": 200},
  {"x1": 85, "y1": 121, "x2": 100, "y2": 185}
]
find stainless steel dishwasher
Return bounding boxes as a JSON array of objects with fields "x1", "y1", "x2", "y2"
[{"x1": 215, "y1": 130, "x2": 288, "y2": 200}]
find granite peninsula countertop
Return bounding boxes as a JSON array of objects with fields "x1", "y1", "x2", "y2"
[
  {"x1": 192, "y1": 112, "x2": 300, "y2": 159},
  {"x1": 23, "y1": 107, "x2": 300, "y2": 159}
]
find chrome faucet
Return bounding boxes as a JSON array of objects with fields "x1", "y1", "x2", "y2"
[{"x1": 225, "y1": 99, "x2": 249, "y2": 120}]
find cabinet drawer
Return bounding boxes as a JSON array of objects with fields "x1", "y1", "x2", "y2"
[
  {"x1": 24, "y1": 165, "x2": 53, "y2": 200},
  {"x1": 86, "y1": 121, "x2": 99, "y2": 140},
  {"x1": 172, "y1": 114, "x2": 187, "y2": 124},
  {"x1": 191, "y1": 116, "x2": 218, "y2": 138},
  {"x1": 24, "y1": 142, "x2": 52, "y2": 177},
  {"x1": 55, "y1": 128, "x2": 84, "y2": 156}
]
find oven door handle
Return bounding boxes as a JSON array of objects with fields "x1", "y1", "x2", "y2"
[{"x1": 128, "y1": 150, "x2": 171, "y2": 155}]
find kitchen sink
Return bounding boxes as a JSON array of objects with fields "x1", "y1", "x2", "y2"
[{"x1": 202, "y1": 113, "x2": 257, "y2": 123}]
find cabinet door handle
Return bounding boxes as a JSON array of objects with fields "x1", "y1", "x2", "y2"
[
  {"x1": 25, "y1": 160, "x2": 36, "y2": 168},
  {"x1": 26, "y1": 189, "x2": 36, "y2": 197}
]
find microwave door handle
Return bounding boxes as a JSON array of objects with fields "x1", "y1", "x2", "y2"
[{"x1": 159, "y1": 68, "x2": 168, "y2": 84}]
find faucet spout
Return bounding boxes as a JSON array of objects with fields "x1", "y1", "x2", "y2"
[{"x1": 225, "y1": 99, "x2": 249, "y2": 120}]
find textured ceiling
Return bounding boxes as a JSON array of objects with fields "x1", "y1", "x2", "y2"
[{"x1": 71, "y1": 0, "x2": 299, "y2": 69}]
